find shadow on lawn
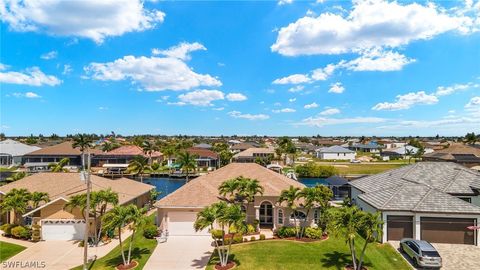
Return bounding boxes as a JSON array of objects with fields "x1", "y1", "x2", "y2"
[
  {"x1": 321, "y1": 251, "x2": 372, "y2": 270},
  {"x1": 85, "y1": 247, "x2": 151, "y2": 270},
  {"x1": 207, "y1": 251, "x2": 241, "y2": 268}
]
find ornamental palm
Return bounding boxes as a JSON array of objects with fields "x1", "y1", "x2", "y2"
[
  {"x1": 141, "y1": 140, "x2": 158, "y2": 165},
  {"x1": 357, "y1": 212, "x2": 383, "y2": 270},
  {"x1": 102, "y1": 205, "x2": 130, "y2": 267},
  {"x1": 278, "y1": 186, "x2": 301, "y2": 238},
  {"x1": 128, "y1": 155, "x2": 150, "y2": 183},
  {"x1": 72, "y1": 134, "x2": 92, "y2": 169},
  {"x1": 241, "y1": 178, "x2": 264, "y2": 220},
  {"x1": 177, "y1": 151, "x2": 198, "y2": 183},
  {"x1": 64, "y1": 194, "x2": 87, "y2": 219},
  {"x1": 218, "y1": 178, "x2": 240, "y2": 202},
  {"x1": 1, "y1": 188, "x2": 31, "y2": 224},
  {"x1": 48, "y1": 157, "x2": 70, "y2": 172},
  {"x1": 93, "y1": 189, "x2": 119, "y2": 246},
  {"x1": 124, "y1": 205, "x2": 147, "y2": 266},
  {"x1": 31, "y1": 192, "x2": 50, "y2": 208}
]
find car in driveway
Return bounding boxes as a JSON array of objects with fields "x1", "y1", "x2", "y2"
[{"x1": 400, "y1": 239, "x2": 442, "y2": 268}]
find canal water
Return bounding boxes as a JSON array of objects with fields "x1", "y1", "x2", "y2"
[{"x1": 143, "y1": 177, "x2": 328, "y2": 199}]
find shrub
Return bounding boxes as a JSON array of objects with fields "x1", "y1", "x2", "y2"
[
  {"x1": 228, "y1": 224, "x2": 238, "y2": 234},
  {"x1": 143, "y1": 224, "x2": 159, "y2": 239},
  {"x1": 11, "y1": 226, "x2": 31, "y2": 239},
  {"x1": 243, "y1": 238, "x2": 248, "y2": 242},
  {"x1": 295, "y1": 162, "x2": 338, "y2": 178},
  {"x1": 210, "y1": 229, "x2": 224, "y2": 239},
  {"x1": 0, "y1": 224, "x2": 17, "y2": 236},
  {"x1": 305, "y1": 227, "x2": 322, "y2": 239},
  {"x1": 276, "y1": 226, "x2": 296, "y2": 238},
  {"x1": 259, "y1": 234, "x2": 266, "y2": 240},
  {"x1": 250, "y1": 236, "x2": 256, "y2": 241},
  {"x1": 233, "y1": 233, "x2": 243, "y2": 244},
  {"x1": 246, "y1": 224, "x2": 256, "y2": 234},
  {"x1": 31, "y1": 224, "x2": 41, "y2": 242}
]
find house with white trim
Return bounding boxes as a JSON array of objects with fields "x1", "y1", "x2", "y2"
[{"x1": 315, "y1": 145, "x2": 356, "y2": 161}]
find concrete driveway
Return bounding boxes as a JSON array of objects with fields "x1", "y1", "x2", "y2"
[
  {"x1": 389, "y1": 241, "x2": 480, "y2": 270},
  {"x1": 143, "y1": 236, "x2": 214, "y2": 270}
]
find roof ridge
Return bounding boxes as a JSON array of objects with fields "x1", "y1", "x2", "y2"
[
  {"x1": 412, "y1": 187, "x2": 434, "y2": 211},
  {"x1": 380, "y1": 183, "x2": 408, "y2": 207},
  {"x1": 400, "y1": 163, "x2": 423, "y2": 185},
  {"x1": 442, "y1": 167, "x2": 463, "y2": 192}
]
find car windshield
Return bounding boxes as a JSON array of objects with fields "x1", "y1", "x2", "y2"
[{"x1": 422, "y1": 251, "x2": 440, "y2": 257}]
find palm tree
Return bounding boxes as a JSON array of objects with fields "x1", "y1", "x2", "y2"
[
  {"x1": 357, "y1": 212, "x2": 383, "y2": 270},
  {"x1": 241, "y1": 178, "x2": 264, "y2": 221},
  {"x1": 194, "y1": 202, "x2": 245, "y2": 267},
  {"x1": 125, "y1": 205, "x2": 147, "y2": 266},
  {"x1": 93, "y1": 189, "x2": 119, "y2": 245},
  {"x1": 48, "y1": 157, "x2": 71, "y2": 172},
  {"x1": 5, "y1": 171, "x2": 27, "y2": 182},
  {"x1": 31, "y1": 192, "x2": 50, "y2": 208},
  {"x1": 218, "y1": 178, "x2": 240, "y2": 202},
  {"x1": 1, "y1": 188, "x2": 31, "y2": 224},
  {"x1": 161, "y1": 145, "x2": 177, "y2": 165},
  {"x1": 128, "y1": 155, "x2": 150, "y2": 183},
  {"x1": 141, "y1": 140, "x2": 159, "y2": 165},
  {"x1": 278, "y1": 186, "x2": 301, "y2": 238},
  {"x1": 72, "y1": 133, "x2": 92, "y2": 169},
  {"x1": 64, "y1": 194, "x2": 87, "y2": 219},
  {"x1": 177, "y1": 151, "x2": 198, "y2": 183}
]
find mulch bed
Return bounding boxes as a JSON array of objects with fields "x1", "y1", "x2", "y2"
[
  {"x1": 215, "y1": 261, "x2": 236, "y2": 270},
  {"x1": 116, "y1": 260, "x2": 138, "y2": 270},
  {"x1": 274, "y1": 234, "x2": 329, "y2": 242},
  {"x1": 345, "y1": 265, "x2": 367, "y2": 270}
]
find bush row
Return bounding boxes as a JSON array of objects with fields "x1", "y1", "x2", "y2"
[
  {"x1": 0, "y1": 224, "x2": 32, "y2": 240},
  {"x1": 275, "y1": 226, "x2": 323, "y2": 239}
]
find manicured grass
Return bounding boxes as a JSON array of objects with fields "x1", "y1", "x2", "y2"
[
  {"x1": 335, "y1": 163, "x2": 407, "y2": 175},
  {"x1": 71, "y1": 214, "x2": 157, "y2": 270},
  {"x1": 206, "y1": 236, "x2": 411, "y2": 270},
  {"x1": 0, "y1": 241, "x2": 27, "y2": 262}
]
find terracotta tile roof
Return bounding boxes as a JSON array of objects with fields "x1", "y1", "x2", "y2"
[
  {"x1": 423, "y1": 143, "x2": 480, "y2": 160},
  {"x1": 0, "y1": 173, "x2": 154, "y2": 205},
  {"x1": 233, "y1": 147, "x2": 275, "y2": 158},
  {"x1": 186, "y1": 147, "x2": 218, "y2": 159},
  {"x1": 25, "y1": 141, "x2": 102, "y2": 156},
  {"x1": 155, "y1": 163, "x2": 305, "y2": 208},
  {"x1": 100, "y1": 145, "x2": 163, "y2": 158},
  {"x1": 230, "y1": 142, "x2": 259, "y2": 150}
]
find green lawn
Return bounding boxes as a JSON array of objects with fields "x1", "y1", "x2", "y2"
[
  {"x1": 71, "y1": 214, "x2": 157, "y2": 270},
  {"x1": 0, "y1": 241, "x2": 27, "y2": 262},
  {"x1": 206, "y1": 237, "x2": 411, "y2": 270}
]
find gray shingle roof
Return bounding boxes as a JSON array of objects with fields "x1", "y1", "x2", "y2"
[
  {"x1": 317, "y1": 145, "x2": 354, "y2": 154},
  {"x1": 351, "y1": 162, "x2": 480, "y2": 214}
]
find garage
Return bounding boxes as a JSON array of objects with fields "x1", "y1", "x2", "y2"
[
  {"x1": 387, "y1": 215, "x2": 413, "y2": 241},
  {"x1": 41, "y1": 219, "x2": 85, "y2": 240},
  {"x1": 421, "y1": 217, "x2": 476, "y2": 245},
  {"x1": 167, "y1": 211, "x2": 209, "y2": 236}
]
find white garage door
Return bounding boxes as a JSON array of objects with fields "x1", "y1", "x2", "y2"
[
  {"x1": 41, "y1": 219, "x2": 86, "y2": 240},
  {"x1": 168, "y1": 211, "x2": 209, "y2": 236}
]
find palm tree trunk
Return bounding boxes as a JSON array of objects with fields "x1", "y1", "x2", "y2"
[
  {"x1": 127, "y1": 228, "x2": 136, "y2": 265},
  {"x1": 357, "y1": 241, "x2": 368, "y2": 270},
  {"x1": 118, "y1": 227, "x2": 127, "y2": 266},
  {"x1": 350, "y1": 238, "x2": 357, "y2": 270}
]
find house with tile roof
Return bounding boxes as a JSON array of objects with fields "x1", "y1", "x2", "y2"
[
  {"x1": 167, "y1": 147, "x2": 219, "y2": 170},
  {"x1": 0, "y1": 172, "x2": 154, "y2": 240},
  {"x1": 315, "y1": 145, "x2": 356, "y2": 161},
  {"x1": 92, "y1": 145, "x2": 163, "y2": 167},
  {"x1": 155, "y1": 163, "x2": 308, "y2": 236},
  {"x1": 349, "y1": 162, "x2": 480, "y2": 245},
  {"x1": 0, "y1": 139, "x2": 41, "y2": 167},
  {"x1": 423, "y1": 143, "x2": 480, "y2": 168},
  {"x1": 232, "y1": 147, "x2": 275, "y2": 163}
]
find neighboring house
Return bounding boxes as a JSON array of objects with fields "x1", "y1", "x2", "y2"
[
  {"x1": 232, "y1": 147, "x2": 275, "y2": 163},
  {"x1": 22, "y1": 141, "x2": 102, "y2": 172},
  {"x1": 0, "y1": 139, "x2": 40, "y2": 167},
  {"x1": 350, "y1": 162, "x2": 480, "y2": 246},
  {"x1": 295, "y1": 143, "x2": 317, "y2": 154},
  {"x1": 230, "y1": 142, "x2": 260, "y2": 153},
  {"x1": 315, "y1": 145, "x2": 356, "y2": 161},
  {"x1": 325, "y1": 175, "x2": 350, "y2": 200},
  {"x1": 381, "y1": 145, "x2": 419, "y2": 159},
  {"x1": 167, "y1": 147, "x2": 219, "y2": 170},
  {"x1": 155, "y1": 163, "x2": 307, "y2": 235},
  {"x1": 0, "y1": 172, "x2": 154, "y2": 240},
  {"x1": 349, "y1": 143, "x2": 383, "y2": 153},
  {"x1": 193, "y1": 143, "x2": 213, "y2": 149},
  {"x1": 382, "y1": 141, "x2": 407, "y2": 149},
  {"x1": 314, "y1": 139, "x2": 344, "y2": 147},
  {"x1": 423, "y1": 143, "x2": 480, "y2": 168},
  {"x1": 92, "y1": 145, "x2": 163, "y2": 167}
]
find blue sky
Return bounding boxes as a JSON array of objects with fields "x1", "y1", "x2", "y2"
[{"x1": 1, "y1": 0, "x2": 479, "y2": 136}]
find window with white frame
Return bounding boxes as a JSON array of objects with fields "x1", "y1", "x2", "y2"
[
  {"x1": 290, "y1": 210, "x2": 307, "y2": 222},
  {"x1": 278, "y1": 209, "x2": 284, "y2": 225}
]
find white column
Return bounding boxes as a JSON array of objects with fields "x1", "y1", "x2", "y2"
[
  {"x1": 382, "y1": 212, "x2": 388, "y2": 243},
  {"x1": 272, "y1": 206, "x2": 277, "y2": 230},
  {"x1": 254, "y1": 206, "x2": 260, "y2": 230},
  {"x1": 414, "y1": 214, "x2": 421, "y2": 240}
]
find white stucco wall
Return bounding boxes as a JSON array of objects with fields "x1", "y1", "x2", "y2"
[{"x1": 317, "y1": 152, "x2": 356, "y2": 161}]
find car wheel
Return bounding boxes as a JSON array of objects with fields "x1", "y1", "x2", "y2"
[
  {"x1": 413, "y1": 258, "x2": 419, "y2": 268},
  {"x1": 399, "y1": 245, "x2": 404, "y2": 252}
]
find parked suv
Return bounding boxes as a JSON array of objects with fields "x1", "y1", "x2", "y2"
[{"x1": 400, "y1": 239, "x2": 442, "y2": 268}]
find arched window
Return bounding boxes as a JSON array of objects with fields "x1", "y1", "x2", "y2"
[
  {"x1": 290, "y1": 210, "x2": 307, "y2": 221},
  {"x1": 278, "y1": 209, "x2": 284, "y2": 225}
]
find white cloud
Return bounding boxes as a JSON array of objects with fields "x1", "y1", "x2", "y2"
[
  {"x1": 226, "y1": 93, "x2": 247, "y2": 101},
  {"x1": 328, "y1": 82, "x2": 345, "y2": 94},
  {"x1": 151, "y1": 42, "x2": 206, "y2": 61},
  {"x1": 272, "y1": 108, "x2": 296, "y2": 113},
  {"x1": 288, "y1": 85, "x2": 305, "y2": 93},
  {"x1": 319, "y1": 108, "x2": 340, "y2": 115},
  {"x1": 435, "y1": 82, "x2": 480, "y2": 96},
  {"x1": 12, "y1": 91, "x2": 41, "y2": 98},
  {"x1": 272, "y1": 0, "x2": 474, "y2": 56},
  {"x1": 465, "y1": 96, "x2": 480, "y2": 108},
  {"x1": 311, "y1": 63, "x2": 339, "y2": 80},
  {"x1": 228, "y1": 111, "x2": 270, "y2": 120},
  {"x1": 0, "y1": 0, "x2": 165, "y2": 44},
  {"x1": 40, "y1": 51, "x2": 57, "y2": 60},
  {"x1": 278, "y1": 0, "x2": 293, "y2": 5},
  {"x1": 98, "y1": 106, "x2": 108, "y2": 110},
  {"x1": 84, "y1": 43, "x2": 221, "y2": 91},
  {"x1": 289, "y1": 98, "x2": 296, "y2": 102},
  {"x1": 344, "y1": 49, "x2": 416, "y2": 71},
  {"x1": 273, "y1": 74, "x2": 311, "y2": 85},
  {"x1": 372, "y1": 91, "x2": 438, "y2": 111},
  {"x1": 62, "y1": 64, "x2": 72, "y2": 75},
  {"x1": 177, "y1": 89, "x2": 224, "y2": 106},
  {"x1": 299, "y1": 116, "x2": 386, "y2": 127},
  {"x1": 304, "y1": 102, "x2": 318, "y2": 109},
  {"x1": 213, "y1": 107, "x2": 225, "y2": 111},
  {"x1": 0, "y1": 65, "x2": 61, "y2": 86},
  {"x1": 377, "y1": 117, "x2": 480, "y2": 130}
]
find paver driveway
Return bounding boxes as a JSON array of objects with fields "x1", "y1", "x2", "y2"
[
  {"x1": 143, "y1": 236, "x2": 213, "y2": 270},
  {"x1": 389, "y1": 241, "x2": 480, "y2": 270}
]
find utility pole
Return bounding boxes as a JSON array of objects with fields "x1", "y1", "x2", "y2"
[{"x1": 82, "y1": 152, "x2": 91, "y2": 270}]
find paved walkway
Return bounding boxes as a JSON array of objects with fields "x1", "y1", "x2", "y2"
[
  {"x1": 0, "y1": 232, "x2": 35, "y2": 248},
  {"x1": 3, "y1": 228, "x2": 134, "y2": 270},
  {"x1": 143, "y1": 236, "x2": 213, "y2": 270},
  {"x1": 389, "y1": 241, "x2": 480, "y2": 270}
]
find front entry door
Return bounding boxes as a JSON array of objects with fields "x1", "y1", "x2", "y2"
[{"x1": 259, "y1": 202, "x2": 273, "y2": 225}]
